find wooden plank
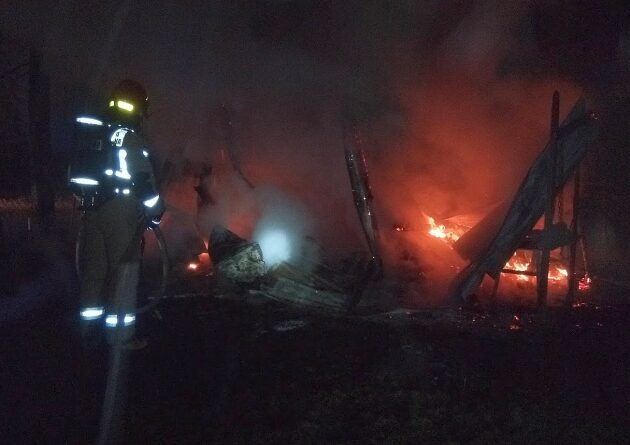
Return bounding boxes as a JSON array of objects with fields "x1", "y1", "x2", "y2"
[{"x1": 537, "y1": 91, "x2": 560, "y2": 307}]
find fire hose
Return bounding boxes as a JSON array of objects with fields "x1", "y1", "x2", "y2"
[
  {"x1": 137, "y1": 223, "x2": 169, "y2": 314},
  {"x1": 75, "y1": 219, "x2": 169, "y2": 445}
]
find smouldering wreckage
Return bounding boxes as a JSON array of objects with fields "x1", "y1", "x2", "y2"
[{"x1": 181, "y1": 94, "x2": 599, "y2": 313}]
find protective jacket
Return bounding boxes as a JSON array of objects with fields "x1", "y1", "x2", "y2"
[
  {"x1": 69, "y1": 116, "x2": 163, "y2": 218},
  {"x1": 70, "y1": 116, "x2": 163, "y2": 344}
]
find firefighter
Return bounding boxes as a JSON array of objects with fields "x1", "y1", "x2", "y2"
[{"x1": 70, "y1": 79, "x2": 164, "y2": 347}]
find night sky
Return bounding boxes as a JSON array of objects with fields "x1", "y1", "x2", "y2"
[{"x1": 1, "y1": 0, "x2": 628, "y2": 262}]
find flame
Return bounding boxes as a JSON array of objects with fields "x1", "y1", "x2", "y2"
[
  {"x1": 503, "y1": 251, "x2": 569, "y2": 283},
  {"x1": 549, "y1": 266, "x2": 568, "y2": 282},
  {"x1": 425, "y1": 215, "x2": 464, "y2": 244},
  {"x1": 424, "y1": 214, "x2": 584, "y2": 292},
  {"x1": 505, "y1": 252, "x2": 532, "y2": 282},
  {"x1": 186, "y1": 252, "x2": 211, "y2": 273}
]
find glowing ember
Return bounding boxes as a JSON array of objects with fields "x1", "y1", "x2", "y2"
[
  {"x1": 509, "y1": 314, "x2": 523, "y2": 331},
  {"x1": 393, "y1": 223, "x2": 410, "y2": 232},
  {"x1": 578, "y1": 273, "x2": 592, "y2": 291},
  {"x1": 185, "y1": 253, "x2": 210, "y2": 274}
]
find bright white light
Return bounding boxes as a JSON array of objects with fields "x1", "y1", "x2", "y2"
[
  {"x1": 114, "y1": 148, "x2": 131, "y2": 180},
  {"x1": 105, "y1": 313, "x2": 136, "y2": 327},
  {"x1": 105, "y1": 169, "x2": 113, "y2": 176},
  {"x1": 70, "y1": 177, "x2": 99, "y2": 185},
  {"x1": 257, "y1": 230, "x2": 291, "y2": 266},
  {"x1": 143, "y1": 194, "x2": 159, "y2": 208},
  {"x1": 142, "y1": 150, "x2": 149, "y2": 158},
  {"x1": 80, "y1": 307, "x2": 104, "y2": 320},
  {"x1": 122, "y1": 188, "x2": 130, "y2": 195},
  {"x1": 76, "y1": 117, "x2": 103, "y2": 126},
  {"x1": 105, "y1": 315, "x2": 118, "y2": 327}
]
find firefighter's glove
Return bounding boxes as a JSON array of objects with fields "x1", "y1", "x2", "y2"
[
  {"x1": 143, "y1": 193, "x2": 164, "y2": 222},
  {"x1": 149, "y1": 211, "x2": 163, "y2": 227}
]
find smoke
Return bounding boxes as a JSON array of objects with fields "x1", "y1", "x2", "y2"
[
  {"x1": 175, "y1": 1, "x2": 581, "y2": 305},
  {"x1": 251, "y1": 186, "x2": 319, "y2": 270},
  {"x1": 197, "y1": 169, "x2": 319, "y2": 271},
  {"x1": 348, "y1": 1, "x2": 581, "y2": 303},
  {"x1": 4, "y1": 0, "x2": 621, "y2": 303}
]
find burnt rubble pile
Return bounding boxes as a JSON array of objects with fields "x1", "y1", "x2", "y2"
[
  {"x1": 201, "y1": 94, "x2": 604, "y2": 312},
  {"x1": 209, "y1": 225, "x2": 266, "y2": 289},
  {"x1": 207, "y1": 225, "x2": 381, "y2": 314}
]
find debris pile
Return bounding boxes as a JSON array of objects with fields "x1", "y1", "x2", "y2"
[
  {"x1": 260, "y1": 262, "x2": 348, "y2": 313},
  {"x1": 209, "y1": 225, "x2": 265, "y2": 287}
]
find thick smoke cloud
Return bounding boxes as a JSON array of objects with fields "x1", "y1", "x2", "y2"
[{"x1": 2, "y1": 1, "x2": 623, "y2": 301}]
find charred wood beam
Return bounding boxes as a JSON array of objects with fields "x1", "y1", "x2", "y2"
[
  {"x1": 501, "y1": 269, "x2": 537, "y2": 277},
  {"x1": 566, "y1": 165, "x2": 581, "y2": 305},
  {"x1": 537, "y1": 91, "x2": 560, "y2": 307},
  {"x1": 343, "y1": 126, "x2": 383, "y2": 274},
  {"x1": 343, "y1": 124, "x2": 383, "y2": 310}
]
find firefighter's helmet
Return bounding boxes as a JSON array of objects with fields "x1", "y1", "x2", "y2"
[{"x1": 107, "y1": 79, "x2": 149, "y2": 121}]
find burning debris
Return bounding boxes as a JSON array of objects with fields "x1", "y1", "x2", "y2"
[
  {"x1": 412, "y1": 92, "x2": 597, "y2": 305},
  {"x1": 190, "y1": 93, "x2": 599, "y2": 312},
  {"x1": 425, "y1": 215, "x2": 467, "y2": 245},
  {"x1": 209, "y1": 225, "x2": 265, "y2": 287},
  {"x1": 419, "y1": 212, "x2": 581, "y2": 295},
  {"x1": 207, "y1": 225, "x2": 350, "y2": 313},
  {"x1": 184, "y1": 252, "x2": 211, "y2": 275},
  {"x1": 448, "y1": 96, "x2": 599, "y2": 305}
]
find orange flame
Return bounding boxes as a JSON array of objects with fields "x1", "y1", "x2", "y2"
[
  {"x1": 505, "y1": 252, "x2": 532, "y2": 282},
  {"x1": 425, "y1": 215, "x2": 464, "y2": 244},
  {"x1": 425, "y1": 214, "x2": 572, "y2": 286}
]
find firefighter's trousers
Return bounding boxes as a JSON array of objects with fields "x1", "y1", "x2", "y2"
[{"x1": 79, "y1": 196, "x2": 145, "y2": 344}]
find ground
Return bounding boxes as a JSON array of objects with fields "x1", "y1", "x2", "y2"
[{"x1": 2, "y1": 282, "x2": 629, "y2": 444}]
